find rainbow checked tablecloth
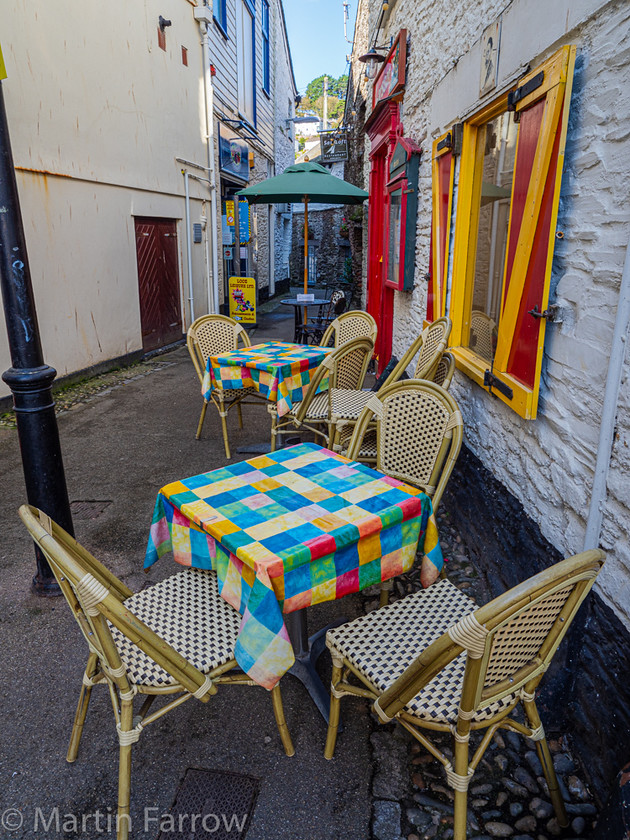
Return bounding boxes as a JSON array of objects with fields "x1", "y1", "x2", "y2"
[
  {"x1": 144, "y1": 442, "x2": 443, "y2": 689},
  {"x1": 201, "y1": 341, "x2": 332, "y2": 417}
]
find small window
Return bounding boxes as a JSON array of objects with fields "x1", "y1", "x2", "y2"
[
  {"x1": 214, "y1": 0, "x2": 228, "y2": 36},
  {"x1": 236, "y1": 0, "x2": 256, "y2": 126},
  {"x1": 262, "y1": 0, "x2": 270, "y2": 94},
  {"x1": 429, "y1": 46, "x2": 576, "y2": 419}
]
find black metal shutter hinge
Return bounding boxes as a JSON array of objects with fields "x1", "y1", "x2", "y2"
[
  {"x1": 484, "y1": 370, "x2": 513, "y2": 400},
  {"x1": 508, "y1": 71, "x2": 544, "y2": 111}
]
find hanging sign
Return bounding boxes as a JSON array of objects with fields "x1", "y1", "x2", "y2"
[
  {"x1": 228, "y1": 276, "x2": 256, "y2": 324},
  {"x1": 321, "y1": 131, "x2": 349, "y2": 163},
  {"x1": 219, "y1": 124, "x2": 250, "y2": 181},
  {"x1": 238, "y1": 198, "x2": 250, "y2": 243},
  {"x1": 225, "y1": 200, "x2": 235, "y2": 225},
  {"x1": 373, "y1": 30, "x2": 407, "y2": 108}
]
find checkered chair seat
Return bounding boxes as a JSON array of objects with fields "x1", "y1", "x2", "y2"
[
  {"x1": 336, "y1": 424, "x2": 377, "y2": 460},
  {"x1": 330, "y1": 388, "x2": 374, "y2": 420},
  {"x1": 326, "y1": 579, "x2": 517, "y2": 724},
  {"x1": 273, "y1": 391, "x2": 329, "y2": 422},
  {"x1": 109, "y1": 569, "x2": 241, "y2": 688}
]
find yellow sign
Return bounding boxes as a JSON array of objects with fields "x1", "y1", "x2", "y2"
[
  {"x1": 0, "y1": 43, "x2": 7, "y2": 80},
  {"x1": 225, "y1": 200, "x2": 235, "y2": 226},
  {"x1": 228, "y1": 276, "x2": 256, "y2": 324}
]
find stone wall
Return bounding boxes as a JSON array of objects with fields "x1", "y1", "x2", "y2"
[{"x1": 289, "y1": 207, "x2": 350, "y2": 288}]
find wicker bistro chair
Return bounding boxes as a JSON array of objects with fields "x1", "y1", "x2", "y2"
[
  {"x1": 346, "y1": 380, "x2": 463, "y2": 605},
  {"x1": 268, "y1": 336, "x2": 374, "y2": 451},
  {"x1": 187, "y1": 314, "x2": 266, "y2": 459},
  {"x1": 319, "y1": 309, "x2": 378, "y2": 348},
  {"x1": 329, "y1": 317, "x2": 452, "y2": 456},
  {"x1": 19, "y1": 505, "x2": 294, "y2": 840},
  {"x1": 324, "y1": 550, "x2": 605, "y2": 840},
  {"x1": 333, "y1": 351, "x2": 457, "y2": 465}
]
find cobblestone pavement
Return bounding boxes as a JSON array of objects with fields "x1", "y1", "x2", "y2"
[{"x1": 363, "y1": 508, "x2": 600, "y2": 840}]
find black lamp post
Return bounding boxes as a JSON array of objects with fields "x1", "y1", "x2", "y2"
[{"x1": 0, "y1": 81, "x2": 73, "y2": 594}]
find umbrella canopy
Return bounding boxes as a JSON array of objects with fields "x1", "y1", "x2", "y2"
[
  {"x1": 237, "y1": 162, "x2": 368, "y2": 307},
  {"x1": 237, "y1": 161, "x2": 369, "y2": 205}
]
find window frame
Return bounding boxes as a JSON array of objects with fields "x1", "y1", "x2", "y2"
[
  {"x1": 431, "y1": 46, "x2": 576, "y2": 419},
  {"x1": 261, "y1": 0, "x2": 270, "y2": 96},
  {"x1": 236, "y1": 0, "x2": 257, "y2": 128},
  {"x1": 213, "y1": 0, "x2": 228, "y2": 39}
]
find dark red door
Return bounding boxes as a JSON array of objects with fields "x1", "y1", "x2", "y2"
[{"x1": 135, "y1": 218, "x2": 182, "y2": 351}]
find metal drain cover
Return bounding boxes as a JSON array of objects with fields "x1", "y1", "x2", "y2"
[
  {"x1": 69, "y1": 500, "x2": 112, "y2": 519},
  {"x1": 157, "y1": 767, "x2": 260, "y2": 840}
]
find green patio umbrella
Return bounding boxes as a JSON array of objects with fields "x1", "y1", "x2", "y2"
[{"x1": 237, "y1": 161, "x2": 368, "y2": 315}]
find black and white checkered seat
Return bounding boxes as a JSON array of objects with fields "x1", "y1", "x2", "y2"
[
  {"x1": 275, "y1": 391, "x2": 330, "y2": 421},
  {"x1": 109, "y1": 569, "x2": 241, "y2": 688},
  {"x1": 326, "y1": 579, "x2": 517, "y2": 724}
]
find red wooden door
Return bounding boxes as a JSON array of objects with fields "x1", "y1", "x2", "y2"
[{"x1": 135, "y1": 218, "x2": 182, "y2": 351}]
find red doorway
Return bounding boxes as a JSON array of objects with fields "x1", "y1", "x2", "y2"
[
  {"x1": 366, "y1": 102, "x2": 402, "y2": 373},
  {"x1": 134, "y1": 218, "x2": 183, "y2": 351}
]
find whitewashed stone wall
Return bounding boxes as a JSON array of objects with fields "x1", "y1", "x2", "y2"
[{"x1": 352, "y1": 0, "x2": 630, "y2": 622}]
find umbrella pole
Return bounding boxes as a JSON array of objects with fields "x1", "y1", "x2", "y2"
[{"x1": 303, "y1": 195, "x2": 309, "y2": 330}]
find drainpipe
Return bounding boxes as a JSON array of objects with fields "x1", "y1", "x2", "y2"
[
  {"x1": 583, "y1": 231, "x2": 630, "y2": 550},
  {"x1": 195, "y1": 5, "x2": 220, "y2": 314},
  {"x1": 183, "y1": 169, "x2": 195, "y2": 323}
]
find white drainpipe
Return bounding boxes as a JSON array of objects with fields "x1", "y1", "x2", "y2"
[
  {"x1": 583, "y1": 231, "x2": 630, "y2": 550},
  {"x1": 183, "y1": 169, "x2": 195, "y2": 323},
  {"x1": 195, "y1": 5, "x2": 220, "y2": 314}
]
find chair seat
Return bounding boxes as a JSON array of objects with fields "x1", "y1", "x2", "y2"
[
  {"x1": 210, "y1": 385, "x2": 263, "y2": 403},
  {"x1": 326, "y1": 580, "x2": 517, "y2": 724},
  {"x1": 110, "y1": 569, "x2": 240, "y2": 688},
  {"x1": 337, "y1": 425, "x2": 377, "y2": 460},
  {"x1": 273, "y1": 391, "x2": 329, "y2": 422},
  {"x1": 330, "y1": 388, "x2": 374, "y2": 421}
]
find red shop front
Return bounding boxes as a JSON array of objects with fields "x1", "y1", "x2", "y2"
[{"x1": 365, "y1": 30, "x2": 421, "y2": 372}]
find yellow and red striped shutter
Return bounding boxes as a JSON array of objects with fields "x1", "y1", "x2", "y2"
[{"x1": 491, "y1": 46, "x2": 576, "y2": 418}]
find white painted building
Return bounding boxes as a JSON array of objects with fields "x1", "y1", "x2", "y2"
[
  {"x1": 0, "y1": 0, "x2": 297, "y2": 399},
  {"x1": 347, "y1": 0, "x2": 630, "y2": 794}
]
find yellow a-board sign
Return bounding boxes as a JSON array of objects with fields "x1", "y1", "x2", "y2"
[
  {"x1": 0, "y1": 43, "x2": 7, "y2": 80},
  {"x1": 228, "y1": 276, "x2": 256, "y2": 324}
]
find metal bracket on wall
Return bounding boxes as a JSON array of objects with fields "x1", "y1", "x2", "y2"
[{"x1": 484, "y1": 369, "x2": 513, "y2": 400}]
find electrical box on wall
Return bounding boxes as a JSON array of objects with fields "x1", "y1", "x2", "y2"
[
  {"x1": 384, "y1": 137, "x2": 422, "y2": 292},
  {"x1": 193, "y1": 223, "x2": 202, "y2": 244}
]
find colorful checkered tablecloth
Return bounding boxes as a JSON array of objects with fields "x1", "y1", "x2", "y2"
[
  {"x1": 145, "y1": 442, "x2": 443, "y2": 689},
  {"x1": 201, "y1": 341, "x2": 331, "y2": 417}
]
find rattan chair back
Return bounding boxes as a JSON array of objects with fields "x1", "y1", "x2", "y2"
[
  {"x1": 320, "y1": 309, "x2": 378, "y2": 348},
  {"x1": 469, "y1": 310, "x2": 496, "y2": 362},
  {"x1": 378, "y1": 317, "x2": 452, "y2": 391},
  {"x1": 293, "y1": 336, "x2": 373, "y2": 425},
  {"x1": 433, "y1": 352, "x2": 456, "y2": 389},
  {"x1": 187, "y1": 314, "x2": 251, "y2": 385},
  {"x1": 347, "y1": 380, "x2": 462, "y2": 511}
]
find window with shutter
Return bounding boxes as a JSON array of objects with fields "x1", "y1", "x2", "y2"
[{"x1": 429, "y1": 45, "x2": 576, "y2": 419}]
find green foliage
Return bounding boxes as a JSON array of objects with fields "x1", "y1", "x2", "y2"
[
  {"x1": 305, "y1": 74, "x2": 348, "y2": 101},
  {"x1": 297, "y1": 74, "x2": 349, "y2": 129}
]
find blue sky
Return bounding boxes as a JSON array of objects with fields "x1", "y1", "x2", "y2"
[{"x1": 282, "y1": 0, "x2": 357, "y2": 94}]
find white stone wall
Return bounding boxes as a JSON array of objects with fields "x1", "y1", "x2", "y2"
[{"x1": 355, "y1": 0, "x2": 630, "y2": 621}]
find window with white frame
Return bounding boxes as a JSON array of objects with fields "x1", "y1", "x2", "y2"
[
  {"x1": 236, "y1": 0, "x2": 256, "y2": 126},
  {"x1": 262, "y1": 0, "x2": 270, "y2": 95}
]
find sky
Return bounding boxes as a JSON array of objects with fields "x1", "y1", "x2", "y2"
[{"x1": 282, "y1": 0, "x2": 358, "y2": 95}]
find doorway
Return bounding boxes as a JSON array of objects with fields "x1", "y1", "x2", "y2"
[{"x1": 134, "y1": 218, "x2": 182, "y2": 351}]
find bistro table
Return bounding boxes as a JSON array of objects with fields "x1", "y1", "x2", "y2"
[
  {"x1": 202, "y1": 341, "x2": 331, "y2": 420},
  {"x1": 280, "y1": 298, "x2": 330, "y2": 343},
  {"x1": 144, "y1": 442, "x2": 443, "y2": 716}
]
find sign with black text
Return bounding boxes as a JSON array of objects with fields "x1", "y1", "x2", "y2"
[{"x1": 321, "y1": 131, "x2": 349, "y2": 163}]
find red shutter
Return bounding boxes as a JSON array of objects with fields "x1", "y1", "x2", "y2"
[{"x1": 430, "y1": 134, "x2": 455, "y2": 320}]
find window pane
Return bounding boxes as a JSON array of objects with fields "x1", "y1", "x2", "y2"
[
  {"x1": 467, "y1": 111, "x2": 517, "y2": 363},
  {"x1": 387, "y1": 190, "x2": 402, "y2": 287},
  {"x1": 236, "y1": 0, "x2": 255, "y2": 124}
]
